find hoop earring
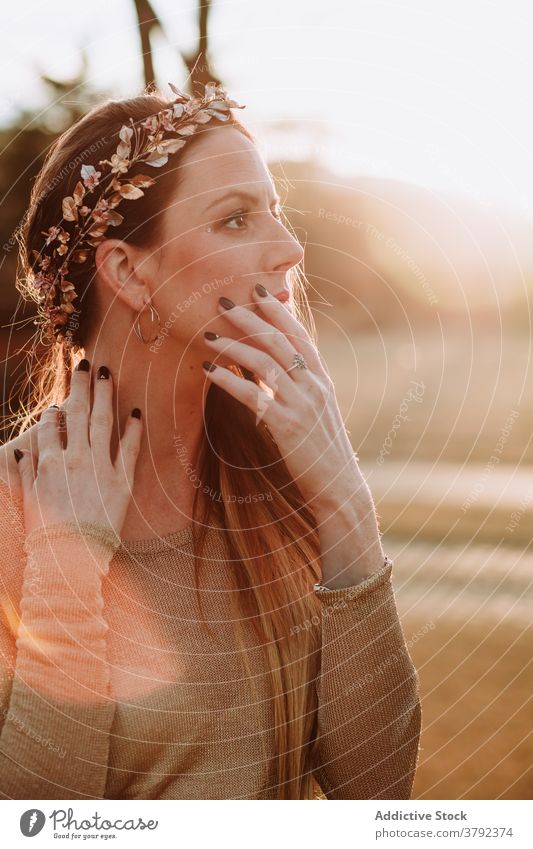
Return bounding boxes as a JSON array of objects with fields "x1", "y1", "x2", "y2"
[{"x1": 133, "y1": 301, "x2": 161, "y2": 344}]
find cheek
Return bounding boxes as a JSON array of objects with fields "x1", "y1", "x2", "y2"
[
  {"x1": 159, "y1": 235, "x2": 262, "y2": 326},
  {"x1": 190, "y1": 259, "x2": 257, "y2": 312},
  {"x1": 171, "y1": 234, "x2": 251, "y2": 289}
]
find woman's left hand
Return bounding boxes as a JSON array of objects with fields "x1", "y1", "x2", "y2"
[{"x1": 202, "y1": 284, "x2": 367, "y2": 518}]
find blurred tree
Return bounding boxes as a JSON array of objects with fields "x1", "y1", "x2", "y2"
[
  {"x1": 181, "y1": 0, "x2": 222, "y2": 93},
  {"x1": 133, "y1": 0, "x2": 221, "y2": 94},
  {"x1": 132, "y1": 0, "x2": 162, "y2": 88}
]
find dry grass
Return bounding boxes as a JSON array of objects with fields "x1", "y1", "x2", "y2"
[
  {"x1": 383, "y1": 536, "x2": 532, "y2": 800},
  {"x1": 405, "y1": 614, "x2": 532, "y2": 799}
]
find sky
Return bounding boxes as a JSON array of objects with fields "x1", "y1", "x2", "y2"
[{"x1": 2, "y1": 0, "x2": 533, "y2": 217}]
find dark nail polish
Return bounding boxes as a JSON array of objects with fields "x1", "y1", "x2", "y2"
[
  {"x1": 219, "y1": 296, "x2": 235, "y2": 310},
  {"x1": 131, "y1": 408, "x2": 141, "y2": 419},
  {"x1": 97, "y1": 365, "x2": 110, "y2": 380},
  {"x1": 202, "y1": 361, "x2": 217, "y2": 372},
  {"x1": 204, "y1": 331, "x2": 220, "y2": 340},
  {"x1": 14, "y1": 448, "x2": 23, "y2": 464},
  {"x1": 255, "y1": 283, "x2": 268, "y2": 297},
  {"x1": 76, "y1": 358, "x2": 90, "y2": 372}
]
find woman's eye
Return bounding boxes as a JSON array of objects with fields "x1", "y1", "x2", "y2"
[
  {"x1": 224, "y1": 211, "x2": 248, "y2": 229},
  {"x1": 223, "y1": 206, "x2": 283, "y2": 230}
]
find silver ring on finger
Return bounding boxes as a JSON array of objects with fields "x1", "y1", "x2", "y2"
[{"x1": 285, "y1": 352, "x2": 308, "y2": 374}]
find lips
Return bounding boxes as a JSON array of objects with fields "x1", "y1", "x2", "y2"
[{"x1": 273, "y1": 290, "x2": 290, "y2": 303}]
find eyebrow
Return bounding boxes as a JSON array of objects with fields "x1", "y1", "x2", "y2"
[{"x1": 203, "y1": 189, "x2": 282, "y2": 213}]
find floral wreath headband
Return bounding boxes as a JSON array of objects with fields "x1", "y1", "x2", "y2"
[{"x1": 27, "y1": 81, "x2": 245, "y2": 350}]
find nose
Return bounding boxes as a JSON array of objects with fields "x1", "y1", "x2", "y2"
[{"x1": 270, "y1": 218, "x2": 305, "y2": 273}]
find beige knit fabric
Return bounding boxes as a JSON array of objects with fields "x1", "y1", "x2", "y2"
[{"x1": 0, "y1": 476, "x2": 421, "y2": 800}]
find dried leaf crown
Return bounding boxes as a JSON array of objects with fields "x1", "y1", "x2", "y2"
[{"x1": 28, "y1": 81, "x2": 245, "y2": 350}]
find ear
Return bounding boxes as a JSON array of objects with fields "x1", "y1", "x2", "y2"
[{"x1": 94, "y1": 239, "x2": 148, "y2": 312}]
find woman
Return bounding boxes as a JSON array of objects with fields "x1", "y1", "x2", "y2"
[{"x1": 0, "y1": 82, "x2": 421, "y2": 799}]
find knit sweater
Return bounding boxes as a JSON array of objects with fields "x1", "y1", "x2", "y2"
[{"x1": 0, "y1": 476, "x2": 421, "y2": 800}]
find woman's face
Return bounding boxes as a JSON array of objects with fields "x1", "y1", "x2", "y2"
[{"x1": 146, "y1": 125, "x2": 304, "y2": 357}]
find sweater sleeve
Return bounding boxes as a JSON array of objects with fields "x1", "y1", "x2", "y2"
[
  {"x1": 0, "y1": 517, "x2": 121, "y2": 800},
  {"x1": 311, "y1": 559, "x2": 422, "y2": 799}
]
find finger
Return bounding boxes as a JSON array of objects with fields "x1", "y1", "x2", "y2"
[
  {"x1": 64, "y1": 358, "x2": 92, "y2": 456},
  {"x1": 14, "y1": 449, "x2": 36, "y2": 500},
  {"x1": 201, "y1": 362, "x2": 275, "y2": 426},
  {"x1": 251, "y1": 285, "x2": 322, "y2": 361},
  {"x1": 89, "y1": 364, "x2": 114, "y2": 463},
  {"x1": 221, "y1": 291, "x2": 324, "y2": 374},
  {"x1": 116, "y1": 408, "x2": 143, "y2": 491},
  {"x1": 203, "y1": 335, "x2": 296, "y2": 403},
  {"x1": 36, "y1": 404, "x2": 63, "y2": 460},
  {"x1": 208, "y1": 299, "x2": 300, "y2": 369}
]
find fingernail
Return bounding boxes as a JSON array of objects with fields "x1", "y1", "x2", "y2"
[
  {"x1": 219, "y1": 297, "x2": 234, "y2": 310},
  {"x1": 97, "y1": 365, "x2": 110, "y2": 380},
  {"x1": 204, "y1": 331, "x2": 220, "y2": 340},
  {"x1": 14, "y1": 449, "x2": 23, "y2": 464},
  {"x1": 76, "y1": 358, "x2": 90, "y2": 372},
  {"x1": 202, "y1": 361, "x2": 217, "y2": 372},
  {"x1": 255, "y1": 283, "x2": 268, "y2": 297},
  {"x1": 131, "y1": 408, "x2": 141, "y2": 419}
]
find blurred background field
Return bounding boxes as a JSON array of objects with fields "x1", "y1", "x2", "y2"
[{"x1": 0, "y1": 0, "x2": 531, "y2": 800}]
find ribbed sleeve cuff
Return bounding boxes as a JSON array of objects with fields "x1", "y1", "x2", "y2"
[
  {"x1": 24, "y1": 521, "x2": 122, "y2": 555},
  {"x1": 313, "y1": 557, "x2": 393, "y2": 607}
]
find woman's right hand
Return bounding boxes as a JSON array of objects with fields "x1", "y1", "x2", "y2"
[{"x1": 13, "y1": 359, "x2": 142, "y2": 539}]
